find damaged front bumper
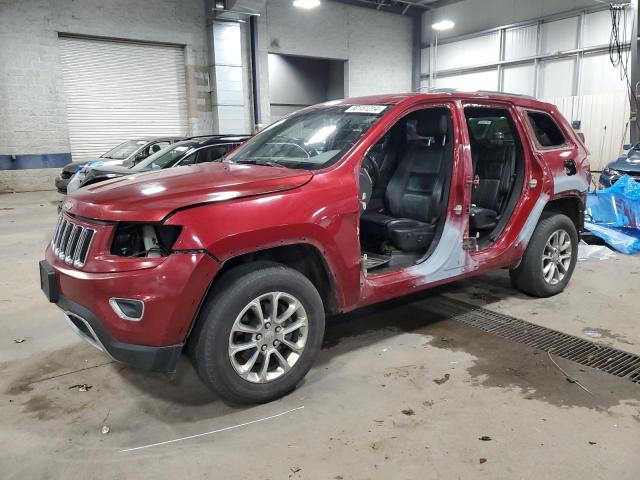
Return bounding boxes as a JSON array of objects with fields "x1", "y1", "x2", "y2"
[{"x1": 40, "y1": 259, "x2": 183, "y2": 373}]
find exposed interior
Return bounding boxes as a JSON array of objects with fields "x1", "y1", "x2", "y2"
[
  {"x1": 358, "y1": 107, "x2": 454, "y2": 272},
  {"x1": 465, "y1": 107, "x2": 525, "y2": 248}
]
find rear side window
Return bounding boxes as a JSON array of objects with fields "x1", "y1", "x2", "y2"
[
  {"x1": 467, "y1": 116, "x2": 514, "y2": 142},
  {"x1": 196, "y1": 146, "x2": 227, "y2": 164},
  {"x1": 527, "y1": 112, "x2": 565, "y2": 147}
]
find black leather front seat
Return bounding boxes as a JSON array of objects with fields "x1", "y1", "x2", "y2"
[
  {"x1": 470, "y1": 133, "x2": 516, "y2": 230},
  {"x1": 363, "y1": 134, "x2": 398, "y2": 211},
  {"x1": 360, "y1": 110, "x2": 451, "y2": 252}
]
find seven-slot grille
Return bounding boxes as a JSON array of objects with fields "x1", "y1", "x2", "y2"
[{"x1": 51, "y1": 215, "x2": 95, "y2": 268}]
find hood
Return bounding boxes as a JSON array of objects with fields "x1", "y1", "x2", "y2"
[
  {"x1": 85, "y1": 165, "x2": 133, "y2": 176},
  {"x1": 78, "y1": 165, "x2": 133, "y2": 190},
  {"x1": 608, "y1": 150, "x2": 640, "y2": 173},
  {"x1": 64, "y1": 162, "x2": 313, "y2": 222},
  {"x1": 62, "y1": 160, "x2": 101, "y2": 173}
]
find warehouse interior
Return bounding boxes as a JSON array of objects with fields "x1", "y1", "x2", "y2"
[{"x1": 1, "y1": 0, "x2": 640, "y2": 478}]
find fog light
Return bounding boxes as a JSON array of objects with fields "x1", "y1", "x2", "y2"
[{"x1": 109, "y1": 298, "x2": 144, "y2": 321}]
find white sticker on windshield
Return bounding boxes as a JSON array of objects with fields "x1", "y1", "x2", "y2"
[{"x1": 345, "y1": 105, "x2": 388, "y2": 114}]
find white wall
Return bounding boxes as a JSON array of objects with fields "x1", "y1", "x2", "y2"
[
  {"x1": 423, "y1": 0, "x2": 598, "y2": 41},
  {"x1": 420, "y1": 4, "x2": 632, "y2": 170},
  {"x1": 255, "y1": 0, "x2": 414, "y2": 123}
]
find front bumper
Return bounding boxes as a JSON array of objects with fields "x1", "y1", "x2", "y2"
[
  {"x1": 40, "y1": 246, "x2": 219, "y2": 373},
  {"x1": 59, "y1": 293, "x2": 183, "y2": 373}
]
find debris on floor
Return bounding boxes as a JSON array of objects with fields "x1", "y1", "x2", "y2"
[
  {"x1": 478, "y1": 436, "x2": 492, "y2": 441},
  {"x1": 547, "y1": 351, "x2": 592, "y2": 394},
  {"x1": 433, "y1": 373, "x2": 450, "y2": 385},
  {"x1": 69, "y1": 384, "x2": 92, "y2": 392},
  {"x1": 583, "y1": 329, "x2": 603, "y2": 339},
  {"x1": 401, "y1": 408, "x2": 415, "y2": 416},
  {"x1": 101, "y1": 425, "x2": 110, "y2": 435},
  {"x1": 577, "y1": 241, "x2": 615, "y2": 262},
  {"x1": 585, "y1": 175, "x2": 640, "y2": 254},
  {"x1": 479, "y1": 458, "x2": 488, "y2": 464},
  {"x1": 13, "y1": 338, "x2": 26, "y2": 344}
]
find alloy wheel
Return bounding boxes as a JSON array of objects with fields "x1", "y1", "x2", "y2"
[
  {"x1": 228, "y1": 292, "x2": 308, "y2": 383},
  {"x1": 542, "y1": 229, "x2": 572, "y2": 285}
]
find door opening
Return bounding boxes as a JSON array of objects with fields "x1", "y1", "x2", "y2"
[
  {"x1": 358, "y1": 107, "x2": 454, "y2": 273},
  {"x1": 464, "y1": 107, "x2": 525, "y2": 248},
  {"x1": 268, "y1": 54, "x2": 345, "y2": 122}
]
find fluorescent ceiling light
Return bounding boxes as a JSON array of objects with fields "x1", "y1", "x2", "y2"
[
  {"x1": 432, "y1": 20, "x2": 455, "y2": 31},
  {"x1": 293, "y1": 0, "x2": 321, "y2": 9}
]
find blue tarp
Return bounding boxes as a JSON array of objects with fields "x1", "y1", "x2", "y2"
[{"x1": 585, "y1": 175, "x2": 640, "y2": 254}]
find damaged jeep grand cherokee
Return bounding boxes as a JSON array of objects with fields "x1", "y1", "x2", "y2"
[{"x1": 40, "y1": 92, "x2": 590, "y2": 403}]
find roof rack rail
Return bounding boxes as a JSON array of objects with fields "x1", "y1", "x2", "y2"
[
  {"x1": 427, "y1": 88, "x2": 535, "y2": 100},
  {"x1": 475, "y1": 90, "x2": 536, "y2": 100},
  {"x1": 184, "y1": 133, "x2": 248, "y2": 139}
]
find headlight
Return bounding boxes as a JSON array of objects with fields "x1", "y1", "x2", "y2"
[
  {"x1": 602, "y1": 167, "x2": 622, "y2": 176},
  {"x1": 111, "y1": 223, "x2": 182, "y2": 257}
]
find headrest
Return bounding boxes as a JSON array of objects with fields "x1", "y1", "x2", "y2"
[
  {"x1": 415, "y1": 110, "x2": 449, "y2": 138},
  {"x1": 483, "y1": 131, "x2": 505, "y2": 149}
]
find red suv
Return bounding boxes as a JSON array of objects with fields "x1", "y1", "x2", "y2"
[{"x1": 40, "y1": 92, "x2": 590, "y2": 403}]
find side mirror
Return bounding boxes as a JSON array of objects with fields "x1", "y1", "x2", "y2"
[{"x1": 623, "y1": 143, "x2": 633, "y2": 150}]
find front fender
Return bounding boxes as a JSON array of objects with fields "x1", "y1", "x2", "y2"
[{"x1": 165, "y1": 185, "x2": 362, "y2": 310}]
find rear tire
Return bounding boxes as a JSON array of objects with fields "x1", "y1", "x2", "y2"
[
  {"x1": 510, "y1": 213, "x2": 578, "y2": 297},
  {"x1": 190, "y1": 263, "x2": 325, "y2": 404}
]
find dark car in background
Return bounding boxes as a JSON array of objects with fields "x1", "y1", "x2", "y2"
[
  {"x1": 55, "y1": 137, "x2": 184, "y2": 193},
  {"x1": 599, "y1": 143, "x2": 640, "y2": 187},
  {"x1": 66, "y1": 135, "x2": 250, "y2": 193}
]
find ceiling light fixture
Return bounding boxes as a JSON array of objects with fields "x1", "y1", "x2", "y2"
[
  {"x1": 432, "y1": 20, "x2": 455, "y2": 31},
  {"x1": 293, "y1": 0, "x2": 321, "y2": 9}
]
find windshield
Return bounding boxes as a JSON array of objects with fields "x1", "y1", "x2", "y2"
[
  {"x1": 101, "y1": 140, "x2": 147, "y2": 160},
  {"x1": 226, "y1": 105, "x2": 388, "y2": 170},
  {"x1": 133, "y1": 142, "x2": 194, "y2": 172}
]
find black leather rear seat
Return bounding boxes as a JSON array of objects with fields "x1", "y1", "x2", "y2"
[
  {"x1": 470, "y1": 133, "x2": 516, "y2": 231},
  {"x1": 360, "y1": 110, "x2": 451, "y2": 252}
]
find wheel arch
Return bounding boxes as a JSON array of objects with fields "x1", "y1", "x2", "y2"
[
  {"x1": 543, "y1": 195, "x2": 585, "y2": 232},
  {"x1": 205, "y1": 243, "x2": 340, "y2": 317}
]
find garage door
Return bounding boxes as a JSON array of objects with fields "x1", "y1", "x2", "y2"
[{"x1": 59, "y1": 36, "x2": 188, "y2": 161}]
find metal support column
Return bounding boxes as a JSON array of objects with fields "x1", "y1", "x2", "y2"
[{"x1": 630, "y1": 0, "x2": 640, "y2": 143}]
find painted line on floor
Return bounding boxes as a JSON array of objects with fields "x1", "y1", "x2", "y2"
[{"x1": 120, "y1": 405, "x2": 305, "y2": 453}]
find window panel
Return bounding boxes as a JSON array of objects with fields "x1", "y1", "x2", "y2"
[
  {"x1": 539, "y1": 58, "x2": 576, "y2": 98},
  {"x1": 541, "y1": 17, "x2": 578, "y2": 54},
  {"x1": 581, "y1": 53, "x2": 628, "y2": 95},
  {"x1": 434, "y1": 69, "x2": 498, "y2": 91},
  {"x1": 584, "y1": 9, "x2": 632, "y2": 48},
  {"x1": 505, "y1": 25, "x2": 537, "y2": 60},
  {"x1": 503, "y1": 64, "x2": 536, "y2": 96},
  {"x1": 435, "y1": 32, "x2": 500, "y2": 71}
]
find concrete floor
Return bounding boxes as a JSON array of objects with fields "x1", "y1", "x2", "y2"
[{"x1": 1, "y1": 191, "x2": 640, "y2": 479}]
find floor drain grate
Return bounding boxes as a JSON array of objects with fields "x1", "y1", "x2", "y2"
[{"x1": 426, "y1": 296, "x2": 640, "y2": 384}]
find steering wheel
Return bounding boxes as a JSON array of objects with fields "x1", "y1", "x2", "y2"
[{"x1": 362, "y1": 151, "x2": 381, "y2": 187}]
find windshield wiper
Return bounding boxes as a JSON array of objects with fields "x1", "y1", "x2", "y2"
[{"x1": 235, "y1": 159, "x2": 283, "y2": 168}]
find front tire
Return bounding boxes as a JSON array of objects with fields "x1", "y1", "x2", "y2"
[
  {"x1": 190, "y1": 263, "x2": 325, "y2": 404},
  {"x1": 510, "y1": 213, "x2": 578, "y2": 297}
]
